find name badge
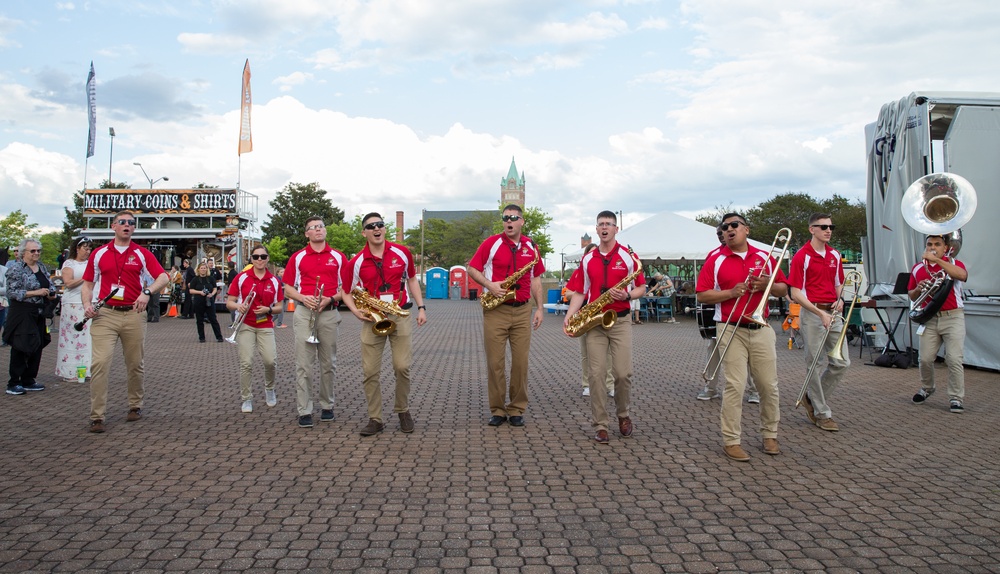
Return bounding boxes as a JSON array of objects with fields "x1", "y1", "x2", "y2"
[
  {"x1": 380, "y1": 294, "x2": 394, "y2": 303},
  {"x1": 111, "y1": 283, "x2": 125, "y2": 301}
]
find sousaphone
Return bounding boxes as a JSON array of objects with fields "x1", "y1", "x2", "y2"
[{"x1": 900, "y1": 173, "x2": 977, "y2": 323}]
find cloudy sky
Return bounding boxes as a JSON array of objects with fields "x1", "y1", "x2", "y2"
[{"x1": 1, "y1": 0, "x2": 999, "y2": 269}]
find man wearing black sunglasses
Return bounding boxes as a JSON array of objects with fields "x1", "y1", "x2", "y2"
[
  {"x1": 696, "y1": 213, "x2": 787, "y2": 461},
  {"x1": 468, "y1": 204, "x2": 545, "y2": 428},
  {"x1": 81, "y1": 210, "x2": 169, "y2": 433},
  {"x1": 789, "y1": 213, "x2": 848, "y2": 432},
  {"x1": 283, "y1": 216, "x2": 346, "y2": 428},
  {"x1": 342, "y1": 213, "x2": 427, "y2": 436}
]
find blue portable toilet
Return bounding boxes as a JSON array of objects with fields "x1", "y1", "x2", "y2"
[{"x1": 425, "y1": 267, "x2": 449, "y2": 299}]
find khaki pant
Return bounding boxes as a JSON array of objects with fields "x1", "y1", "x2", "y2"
[
  {"x1": 483, "y1": 304, "x2": 532, "y2": 417},
  {"x1": 717, "y1": 324, "x2": 780, "y2": 446},
  {"x1": 361, "y1": 312, "x2": 413, "y2": 423},
  {"x1": 293, "y1": 305, "x2": 340, "y2": 416},
  {"x1": 90, "y1": 309, "x2": 146, "y2": 421},
  {"x1": 918, "y1": 309, "x2": 965, "y2": 400},
  {"x1": 705, "y1": 339, "x2": 757, "y2": 394},
  {"x1": 585, "y1": 318, "x2": 633, "y2": 432},
  {"x1": 580, "y1": 334, "x2": 614, "y2": 392},
  {"x1": 237, "y1": 326, "x2": 276, "y2": 401},
  {"x1": 800, "y1": 310, "x2": 849, "y2": 419}
]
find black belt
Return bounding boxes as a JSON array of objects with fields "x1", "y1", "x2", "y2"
[
  {"x1": 106, "y1": 305, "x2": 134, "y2": 312},
  {"x1": 734, "y1": 322, "x2": 764, "y2": 330},
  {"x1": 617, "y1": 310, "x2": 630, "y2": 318},
  {"x1": 814, "y1": 302, "x2": 835, "y2": 311},
  {"x1": 504, "y1": 301, "x2": 527, "y2": 307}
]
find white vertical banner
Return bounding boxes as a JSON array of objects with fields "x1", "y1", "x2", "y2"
[{"x1": 238, "y1": 59, "x2": 253, "y2": 155}]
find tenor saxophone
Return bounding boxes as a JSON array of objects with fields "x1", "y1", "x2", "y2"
[
  {"x1": 565, "y1": 250, "x2": 643, "y2": 338},
  {"x1": 351, "y1": 287, "x2": 410, "y2": 336},
  {"x1": 480, "y1": 243, "x2": 540, "y2": 311}
]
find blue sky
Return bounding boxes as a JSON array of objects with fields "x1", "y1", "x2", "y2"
[{"x1": 2, "y1": 0, "x2": 999, "y2": 269}]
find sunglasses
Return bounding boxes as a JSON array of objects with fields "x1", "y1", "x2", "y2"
[
  {"x1": 306, "y1": 223, "x2": 325, "y2": 231},
  {"x1": 811, "y1": 224, "x2": 836, "y2": 231},
  {"x1": 502, "y1": 215, "x2": 522, "y2": 222},
  {"x1": 719, "y1": 221, "x2": 744, "y2": 231},
  {"x1": 26, "y1": 249, "x2": 42, "y2": 254},
  {"x1": 364, "y1": 221, "x2": 386, "y2": 230},
  {"x1": 116, "y1": 219, "x2": 137, "y2": 226},
  {"x1": 251, "y1": 254, "x2": 269, "y2": 260}
]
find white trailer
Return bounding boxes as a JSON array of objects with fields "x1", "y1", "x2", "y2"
[{"x1": 865, "y1": 92, "x2": 1000, "y2": 370}]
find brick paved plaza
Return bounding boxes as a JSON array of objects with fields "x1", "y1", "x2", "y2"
[{"x1": 2, "y1": 299, "x2": 999, "y2": 573}]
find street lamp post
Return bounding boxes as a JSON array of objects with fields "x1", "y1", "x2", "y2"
[
  {"x1": 559, "y1": 242, "x2": 575, "y2": 283},
  {"x1": 108, "y1": 127, "x2": 115, "y2": 184},
  {"x1": 133, "y1": 162, "x2": 169, "y2": 188}
]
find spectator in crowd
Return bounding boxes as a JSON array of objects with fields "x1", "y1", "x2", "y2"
[
  {"x1": 56, "y1": 236, "x2": 94, "y2": 382},
  {"x1": 189, "y1": 261, "x2": 223, "y2": 342},
  {"x1": 4, "y1": 238, "x2": 57, "y2": 395}
]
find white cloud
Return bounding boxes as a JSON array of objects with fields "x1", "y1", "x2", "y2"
[
  {"x1": 177, "y1": 32, "x2": 248, "y2": 53},
  {"x1": 273, "y1": 71, "x2": 314, "y2": 93}
]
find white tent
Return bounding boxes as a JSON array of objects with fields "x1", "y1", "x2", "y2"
[{"x1": 564, "y1": 211, "x2": 775, "y2": 263}]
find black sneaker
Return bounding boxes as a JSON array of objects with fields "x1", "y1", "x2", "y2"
[
  {"x1": 950, "y1": 400, "x2": 964, "y2": 413},
  {"x1": 912, "y1": 389, "x2": 933, "y2": 404},
  {"x1": 320, "y1": 409, "x2": 335, "y2": 422},
  {"x1": 298, "y1": 414, "x2": 313, "y2": 428},
  {"x1": 6, "y1": 385, "x2": 26, "y2": 396},
  {"x1": 21, "y1": 383, "x2": 45, "y2": 392}
]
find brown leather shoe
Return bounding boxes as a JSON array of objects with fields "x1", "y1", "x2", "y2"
[
  {"x1": 594, "y1": 430, "x2": 609, "y2": 444},
  {"x1": 359, "y1": 419, "x2": 384, "y2": 436},
  {"x1": 762, "y1": 438, "x2": 780, "y2": 455},
  {"x1": 723, "y1": 444, "x2": 750, "y2": 461},
  {"x1": 618, "y1": 416, "x2": 633, "y2": 437},
  {"x1": 126, "y1": 408, "x2": 142, "y2": 422},
  {"x1": 398, "y1": 412, "x2": 414, "y2": 433},
  {"x1": 816, "y1": 417, "x2": 839, "y2": 432},
  {"x1": 801, "y1": 394, "x2": 817, "y2": 425},
  {"x1": 89, "y1": 420, "x2": 105, "y2": 433}
]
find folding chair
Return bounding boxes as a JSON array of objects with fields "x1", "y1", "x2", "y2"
[
  {"x1": 655, "y1": 297, "x2": 674, "y2": 323},
  {"x1": 782, "y1": 303, "x2": 804, "y2": 349},
  {"x1": 638, "y1": 298, "x2": 655, "y2": 322}
]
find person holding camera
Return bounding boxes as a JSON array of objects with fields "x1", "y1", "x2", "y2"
[
  {"x1": 189, "y1": 261, "x2": 223, "y2": 342},
  {"x1": 3, "y1": 238, "x2": 57, "y2": 395}
]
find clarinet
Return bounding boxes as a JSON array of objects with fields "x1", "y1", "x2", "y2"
[{"x1": 74, "y1": 287, "x2": 121, "y2": 331}]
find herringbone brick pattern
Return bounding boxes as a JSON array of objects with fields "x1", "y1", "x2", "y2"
[{"x1": 1, "y1": 299, "x2": 998, "y2": 572}]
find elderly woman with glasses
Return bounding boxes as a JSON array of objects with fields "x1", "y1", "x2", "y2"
[
  {"x1": 3, "y1": 238, "x2": 57, "y2": 395},
  {"x1": 55, "y1": 236, "x2": 95, "y2": 382}
]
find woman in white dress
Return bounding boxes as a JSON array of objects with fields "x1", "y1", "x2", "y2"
[{"x1": 55, "y1": 236, "x2": 93, "y2": 382}]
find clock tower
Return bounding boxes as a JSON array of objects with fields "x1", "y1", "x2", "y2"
[{"x1": 500, "y1": 157, "x2": 525, "y2": 207}]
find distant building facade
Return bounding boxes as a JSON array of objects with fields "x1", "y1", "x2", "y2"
[{"x1": 501, "y1": 157, "x2": 525, "y2": 207}]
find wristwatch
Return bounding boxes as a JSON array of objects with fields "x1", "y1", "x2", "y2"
[
  {"x1": 417, "y1": 305, "x2": 426, "y2": 310},
  {"x1": 142, "y1": 288, "x2": 152, "y2": 296}
]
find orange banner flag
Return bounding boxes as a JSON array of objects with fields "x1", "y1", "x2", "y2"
[{"x1": 238, "y1": 59, "x2": 253, "y2": 155}]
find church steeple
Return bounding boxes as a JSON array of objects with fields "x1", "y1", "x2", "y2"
[{"x1": 500, "y1": 156, "x2": 525, "y2": 207}]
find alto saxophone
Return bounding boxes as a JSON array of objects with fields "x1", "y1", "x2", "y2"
[
  {"x1": 565, "y1": 249, "x2": 643, "y2": 338},
  {"x1": 351, "y1": 287, "x2": 410, "y2": 336},
  {"x1": 480, "y1": 243, "x2": 541, "y2": 311}
]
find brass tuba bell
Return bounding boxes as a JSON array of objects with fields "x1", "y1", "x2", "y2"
[{"x1": 901, "y1": 172, "x2": 977, "y2": 255}]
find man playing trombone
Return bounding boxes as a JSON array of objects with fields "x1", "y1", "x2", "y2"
[
  {"x1": 226, "y1": 245, "x2": 284, "y2": 414},
  {"x1": 283, "y1": 216, "x2": 347, "y2": 428},
  {"x1": 341, "y1": 212, "x2": 427, "y2": 436},
  {"x1": 696, "y1": 213, "x2": 788, "y2": 461},
  {"x1": 788, "y1": 214, "x2": 848, "y2": 432}
]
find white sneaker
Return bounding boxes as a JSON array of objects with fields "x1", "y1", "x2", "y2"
[
  {"x1": 582, "y1": 388, "x2": 590, "y2": 397},
  {"x1": 265, "y1": 389, "x2": 277, "y2": 407},
  {"x1": 697, "y1": 387, "x2": 720, "y2": 401},
  {"x1": 746, "y1": 392, "x2": 760, "y2": 404},
  {"x1": 608, "y1": 389, "x2": 615, "y2": 397},
  {"x1": 241, "y1": 400, "x2": 253, "y2": 413}
]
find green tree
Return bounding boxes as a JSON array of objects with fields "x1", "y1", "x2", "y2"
[
  {"x1": 0, "y1": 209, "x2": 39, "y2": 252},
  {"x1": 261, "y1": 182, "x2": 345, "y2": 253},
  {"x1": 263, "y1": 236, "x2": 289, "y2": 267},
  {"x1": 744, "y1": 193, "x2": 866, "y2": 254},
  {"x1": 39, "y1": 231, "x2": 63, "y2": 269}
]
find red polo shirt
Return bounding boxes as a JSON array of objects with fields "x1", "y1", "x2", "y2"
[
  {"x1": 787, "y1": 242, "x2": 844, "y2": 303},
  {"x1": 283, "y1": 243, "x2": 346, "y2": 298},
  {"x1": 565, "y1": 242, "x2": 644, "y2": 314},
  {"x1": 696, "y1": 244, "x2": 787, "y2": 323},
  {"x1": 342, "y1": 241, "x2": 417, "y2": 307},
  {"x1": 468, "y1": 234, "x2": 544, "y2": 304},
  {"x1": 84, "y1": 242, "x2": 165, "y2": 306},
  {"x1": 908, "y1": 258, "x2": 966, "y2": 311},
  {"x1": 227, "y1": 268, "x2": 283, "y2": 328}
]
